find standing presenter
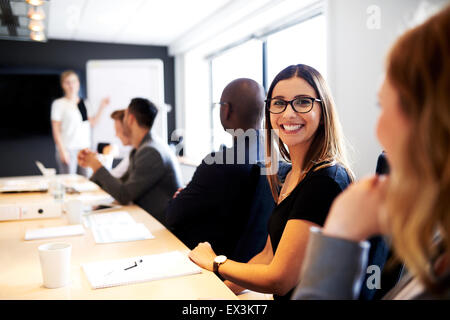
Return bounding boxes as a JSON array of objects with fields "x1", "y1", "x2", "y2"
[{"x1": 51, "y1": 70, "x2": 109, "y2": 176}]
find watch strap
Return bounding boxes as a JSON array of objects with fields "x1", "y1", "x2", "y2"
[
  {"x1": 214, "y1": 267, "x2": 225, "y2": 281},
  {"x1": 213, "y1": 257, "x2": 226, "y2": 281}
]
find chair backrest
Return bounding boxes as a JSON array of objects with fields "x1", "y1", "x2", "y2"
[
  {"x1": 358, "y1": 152, "x2": 404, "y2": 300},
  {"x1": 358, "y1": 235, "x2": 390, "y2": 300},
  {"x1": 97, "y1": 142, "x2": 110, "y2": 154},
  {"x1": 231, "y1": 162, "x2": 276, "y2": 262}
]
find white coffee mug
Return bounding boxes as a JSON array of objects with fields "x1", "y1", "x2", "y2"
[
  {"x1": 66, "y1": 199, "x2": 83, "y2": 224},
  {"x1": 38, "y1": 242, "x2": 72, "y2": 288}
]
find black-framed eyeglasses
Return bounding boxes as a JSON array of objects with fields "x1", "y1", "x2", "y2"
[
  {"x1": 212, "y1": 102, "x2": 230, "y2": 108},
  {"x1": 265, "y1": 96, "x2": 321, "y2": 114}
]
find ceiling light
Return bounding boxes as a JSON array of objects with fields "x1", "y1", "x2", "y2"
[
  {"x1": 26, "y1": 0, "x2": 44, "y2": 6},
  {"x1": 30, "y1": 31, "x2": 46, "y2": 41},
  {"x1": 28, "y1": 20, "x2": 44, "y2": 32},
  {"x1": 28, "y1": 6, "x2": 45, "y2": 20}
]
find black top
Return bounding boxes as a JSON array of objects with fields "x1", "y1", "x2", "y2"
[
  {"x1": 77, "y1": 99, "x2": 88, "y2": 121},
  {"x1": 375, "y1": 151, "x2": 390, "y2": 175},
  {"x1": 268, "y1": 162, "x2": 351, "y2": 300}
]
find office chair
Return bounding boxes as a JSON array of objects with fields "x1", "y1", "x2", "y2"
[{"x1": 359, "y1": 152, "x2": 405, "y2": 300}]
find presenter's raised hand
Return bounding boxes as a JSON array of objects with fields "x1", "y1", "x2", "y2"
[{"x1": 99, "y1": 97, "x2": 110, "y2": 110}]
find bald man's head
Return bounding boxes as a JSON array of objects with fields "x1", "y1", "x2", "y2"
[{"x1": 219, "y1": 78, "x2": 265, "y2": 131}]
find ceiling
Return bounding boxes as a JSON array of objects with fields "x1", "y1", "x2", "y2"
[
  {"x1": 47, "y1": 0, "x2": 231, "y2": 46},
  {"x1": 1, "y1": 0, "x2": 321, "y2": 54},
  {"x1": 0, "y1": 0, "x2": 231, "y2": 45}
]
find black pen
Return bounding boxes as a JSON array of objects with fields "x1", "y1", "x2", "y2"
[
  {"x1": 124, "y1": 259, "x2": 143, "y2": 271},
  {"x1": 104, "y1": 259, "x2": 144, "y2": 277}
]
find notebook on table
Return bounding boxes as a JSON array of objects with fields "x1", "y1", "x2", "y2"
[
  {"x1": 0, "y1": 161, "x2": 54, "y2": 193},
  {"x1": 24, "y1": 224, "x2": 85, "y2": 240},
  {"x1": 81, "y1": 251, "x2": 202, "y2": 289},
  {"x1": 0, "y1": 179, "x2": 48, "y2": 193}
]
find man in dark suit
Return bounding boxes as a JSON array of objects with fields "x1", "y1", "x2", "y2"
[
  {"x1": 78, "y1": 98, "x2": 182, "y2": 223},
  {"x1": 166, "y1": 78, "x2": 275, "y2": 263}
]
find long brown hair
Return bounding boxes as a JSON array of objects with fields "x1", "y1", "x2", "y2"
[
  {"x1": 264, "y1": 64, "x2": 354, "y2": 202},
  {"x1": 384, "y1": 5, "x2": 450, "y2": 292}
]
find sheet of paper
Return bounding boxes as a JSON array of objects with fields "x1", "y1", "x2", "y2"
[
  {"x1": 91, "y1": 223, "x2": 154, "y2": 244},
  {"x1": 83, "y1": 211, "x2": 154, "y2": 244},
  {"x1": 25, "y1": 224, "x2": 85, "y2": 240},
  {"x1": 70, "y1": 194, "x2": 116, "y2": 214},
  {"x1": 83, "y1": 211, "x2": 135, "y2": 228},
  {"x1": 82, "y1": 251, "x2": 202, "y2": 289},
  {"x1": 67, "y1": 181, "x2": 99, "y2": 192},
  {"x1": 73, "y1": 194, "x2": 115, "y2": 205},
  {"x1": 0, "y1": 179, "x2": 48, "y2": 192}
]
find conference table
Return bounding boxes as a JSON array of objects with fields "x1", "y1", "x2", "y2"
[{"x1": 0, "y1": 174, "x2": 238, "y2": 300}]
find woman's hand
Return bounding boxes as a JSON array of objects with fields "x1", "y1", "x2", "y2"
[
  {"x1": 188, "y1": 242, "x2": 217, "y2": 272},
  {"x1": 323, "y1": 174, "x2": 389, "y2": 242}
]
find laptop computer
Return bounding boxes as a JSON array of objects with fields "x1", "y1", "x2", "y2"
[
  {"x1": 0, "y1": 161, "x2": 53, "y2": 193},
  {"x1": 35, "y1": 161, "x2": 56, "y2": 177}
]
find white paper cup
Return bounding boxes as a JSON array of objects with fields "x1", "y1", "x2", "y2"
[
  {"x1": 38, "y1": 242, "x2": 72, "y2": 289},
  {"x1": 66, "y1": 199, "x2": 83, "y2": 224}
]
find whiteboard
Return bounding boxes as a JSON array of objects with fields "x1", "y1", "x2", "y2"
[{"x1": 87, "y1": 59, "x2": 167, "y2": 157}]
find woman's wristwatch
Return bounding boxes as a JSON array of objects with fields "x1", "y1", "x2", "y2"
[{"x1": 213, "y1": 255, "x2": 227, "y2": 281}]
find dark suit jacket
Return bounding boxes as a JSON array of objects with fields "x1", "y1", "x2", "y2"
[
  {"x1": 165, "y1": 136, "x2": 275, "y2": 262},
  {"x1": 91, "y1": 132, "x2": 182, "y2": 223}
]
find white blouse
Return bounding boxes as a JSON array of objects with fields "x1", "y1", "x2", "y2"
[{"x1": 51, "y1": 97, "x2": 92, "y2": 150}]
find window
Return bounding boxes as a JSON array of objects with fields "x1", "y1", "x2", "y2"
[{"x1": 266, "y1": 14, "x2": 327, "y2": 85}]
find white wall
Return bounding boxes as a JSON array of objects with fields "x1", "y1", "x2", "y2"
[
  {"x1": 326, "y1": 0, "x2": 446, "y2": 178},
  {"x1": 179, "y1": 47, "x2": 213, "y2": 163}
]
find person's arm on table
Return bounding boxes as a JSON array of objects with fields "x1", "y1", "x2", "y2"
[
  {"x1": 224, "y1": 236, "x2": 274, "y2": 294},
  {"x1": 189, "y1": 174, "x2": 350, "y2": 297},
  {"x1": 189, "y1": 219, "x2": 314, "y2": 296}
]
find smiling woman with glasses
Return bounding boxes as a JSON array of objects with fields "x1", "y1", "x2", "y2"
[{"x1": 189, "y1": 64, "x2": 355, "y2": 300}]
